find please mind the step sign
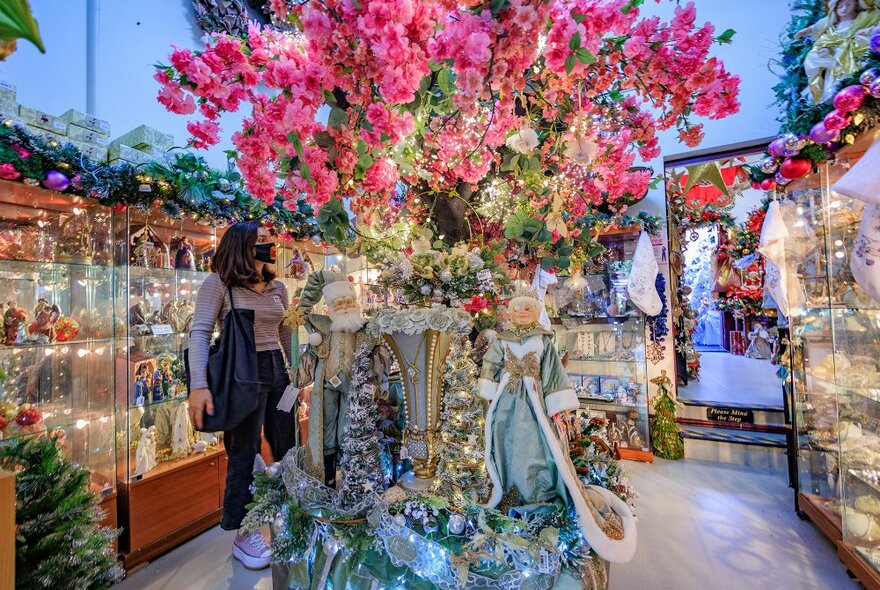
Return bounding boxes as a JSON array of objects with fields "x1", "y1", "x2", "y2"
[{"x1": 706, "y1": 407, "x2": 754, "y2": 424}]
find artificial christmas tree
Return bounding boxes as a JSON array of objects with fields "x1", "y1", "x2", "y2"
[
  {"x1": 650, "y1": 370, "x2": 685, "y2": 460},
  {"x1": 434, "y1": 336, "x2": 489, "y2": 504},
  {"x1": 0, "y1": 435, "x2": 122, "y2": 589},
  {"x1": 338, "y1": 344, "x2": 383, "y2": 504}
]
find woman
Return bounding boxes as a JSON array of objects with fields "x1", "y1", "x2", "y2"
[{"x1": 188, "y1": 221, "x2": 296, "y2": 570}]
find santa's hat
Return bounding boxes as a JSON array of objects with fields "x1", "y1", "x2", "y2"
[{"x1": 322, "y1": 278, "x2": 356, "y2": 304}]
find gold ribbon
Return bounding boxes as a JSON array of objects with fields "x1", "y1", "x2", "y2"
[
  {"x1": 503, "y1": 347, "x2": 540, "y2": 391},
  {"x1": 811, "y1": 11, "x2": 880, "y2": 100}
]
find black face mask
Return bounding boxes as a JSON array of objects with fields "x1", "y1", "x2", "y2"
[{"x1": 255, "y1": 242, "x2": 277, "y2": 264}]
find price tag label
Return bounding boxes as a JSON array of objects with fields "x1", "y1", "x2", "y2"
[
  {"x1": 476, "y1": 269, "x2": 492, "y2": 281},
  {"x1": 150, "y1": 324, "x2": 174, "y2": 335}
]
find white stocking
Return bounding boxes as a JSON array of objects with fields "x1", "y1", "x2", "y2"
[
  {"x1": 627, "y1": 232, "x2": 661, "y2": 315},
  {"x1": 832, "y1": 135, "x2": 880, "y2": 204},
  {"x1": 852, "y1": 204, "x2": 880, "y2": 302}
]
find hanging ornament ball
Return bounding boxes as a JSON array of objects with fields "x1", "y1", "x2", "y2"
[
  {"x1": 870, "y1": 78, "x2": 880, "y2": 99},
  {"x1": 758, "y1": 156, "x2": 779, "y2": 174},
  {"x1": 750, "y1": 181, "x2": 763, "y2": 190},
  {"x1": 809, "y1": 121, "x2": 839, "y2": 144},
  {"x1": 824, "y1": 109, "x2": 850, "y2": 131},
  {"x1": 774, "y1": 171, "x2": 793, "y2": 186},
  {"x1": 393, "y1": 513, "x2": 407, "y2": 527},
  {"x1": 871, "y1": 27, "x2": 880, "y2": 54},
  {"x1": 833, "y1": 85, "x2": 868, "y2": 113},
  {"x1": 779, "y1": 158, "x2": 812, "y2": 179},
  {"x1": 420, "y1": 284, "x2": 433, "y2": 296},
  {"x1": 782, "y1": 133, "x2": 806, "y2": 154},
  {"x1": 861, "y1": 68, "x2": 880, "y2": 87},
  {"x1": 42, "y1": 170, "x2": 69, "y2": 191},
  {"x1": 448, "y1": 514, "x2": 466, "y2": 535},
  {"x1": 311, "y1": 234, "x2": 323, "y2": 245},
  {"x1": 217, "y1": 177, "x2": 232, "y2": 192},
  {"x1": 768, "y1": 137, "x2": 787, "y2": 158},
  {"x1": 111, "y1": 202, "x2": 127, "y2": 213},
  {"x1": 194, "y1": 170, "x2": 210, "y2": 182}
]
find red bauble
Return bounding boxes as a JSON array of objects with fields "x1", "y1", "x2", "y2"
[
  {"x1": 760, "y1": 178, "x2": 776, "y2": 191},
  {"x1": 0, "y1": 415, "x2": 7, "y2": 430},
  {"x1": 780, "y1": 158, "x2": 812, "y2": 179},
  {"x1": 750, "y1": 181, "x2": 763, "y2": 190},
  {"x1": 15, "y1": 407, "x2": 43, "y2": 426}
]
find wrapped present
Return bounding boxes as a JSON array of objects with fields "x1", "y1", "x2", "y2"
[
  {"x1": 60, "y1": 108, "x2": 111, "y2": 135},
  {"x1": 18, "y1": 105, "x2": 67, "y2": 135},
  {"x1": 112, "y1": 124, "x2": 174, "y2": 152},
  {"x1": 108, "y1": 143, "x2": 156, "y2": 165},
  {"x1": 729, "y1": 330, "x2": 745, "y2": 356},
  {"x1": 70, "y1": 140, "x2": 108, "y2": 163},
  {"x1": 67, "y1": 124, "x2": 110, "y2": 146},
  {"x1": 25, "y1": 124, "x2": 67, "y2": 146}
]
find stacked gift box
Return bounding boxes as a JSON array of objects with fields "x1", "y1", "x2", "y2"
[
  {"x1": 62, "y1": 109, "x2": 111, "y2": 162},
  {"x1": 109, "y1": 125, "x2": 175, "y2": 166}
]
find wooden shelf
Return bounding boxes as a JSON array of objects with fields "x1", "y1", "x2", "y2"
[
  {"x1": 617, "y1": 448, "x2": 654, "y2": 463},
  {"x1": 840, "y1": 543, "x2": 880, "y2": 590},
  {"x1": 0, "y1": 470, "x2": 13, "y2": 590}
]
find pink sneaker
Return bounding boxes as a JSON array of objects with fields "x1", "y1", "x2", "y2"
[{"x1": 232, "y1": 531, "x2": 271, "y2": 570}]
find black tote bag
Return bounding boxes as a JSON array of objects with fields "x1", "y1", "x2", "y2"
[{"x1": 185, "y1": 287, "x2": 261, "y2": 432}]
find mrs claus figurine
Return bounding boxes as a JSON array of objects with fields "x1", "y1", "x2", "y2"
[
  {"x1": 796, "y1": 0, "x2": 880, "y2": 103},
  {"x1": 478, "y1": 288, "x2": 637, "y2": 563},
  {"x1": 135, "y1": 425, "x2": 158, "y2": 476}
]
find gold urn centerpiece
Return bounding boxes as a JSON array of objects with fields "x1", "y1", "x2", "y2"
[{"x1": 366, "y1": 306, "x2": 472, "y2": 490}]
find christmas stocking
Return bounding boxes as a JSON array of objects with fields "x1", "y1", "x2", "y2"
[
  {"x1": 759, "y1": 201, "x2": 805, "y2": 318},
  {"x1": 627, "y1": 231, "x2": 662, "y2": 315},
  {"x1": 852, "y1": 204, "x2": 880, "y2": 302},
  {"x1": 832, "y1": 135, "x2": 880, "y2": 204}
]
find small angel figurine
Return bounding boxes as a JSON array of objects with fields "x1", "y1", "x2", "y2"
[
  {"x1": 478, "y1": 287, "x2": 637, "y2": 564},
  {"x1": 796, "y1": 0, "x2": 880, "y2": 103},
  {"x1": 135, "y1": 426, "x2": 158, "y2": 476},
  {"x1": 171, "y1": 401, "x2": 193, "y2": 456}
]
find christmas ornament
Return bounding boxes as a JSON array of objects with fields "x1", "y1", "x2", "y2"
[
  {"x1": 782, "y1": 133, "x2": 806, "y2": 154},
  {"x1": 774, "y1": 171, "x2": 792, "y2": 185},
  {"x1": 70, "y1": 174, "x2": 83, "y2": 189},
  {"x1": 0, "y1": 163, "x2": 20, "y2": 180},
  {"x1": 217, "y1": 177, "x2": 232, "y2": 192},
  {"x1": 194, "y1": 170, "x2": 210, "y2": 182},
  {"x1": 758, "y1": 157, "x2": 778, "y2": 174},
  {"x1": 861, "y1": 68, "x2": 880, "y2": 86},
  {"x1": 23, "y1": 177, "x2": 39, "y2": 186},
  {"x1": 448, "y1": 513, "x2": 466, "y2": 535},
  {"x1": 15, "y1": 405, "x2": 41, "y2": 426},
  {"x1": 423, "y1": 517, "x2": 439, "y2": 534},
  {"x1": 42, "y1": 170, "x2": 70, "y2": 191},
  {"x1": 809, "y1": 121, "x2": 838, "y2": 144},
  {"x1": 823, "y1": 110, "x2": 850, "y2": 131},
  {"x1": 871, "y1": 27, "x2": 880, "y2": 54},
  {"x1": 870, "y1": 79, "x2": 880, "y2": 99},
  {"x1": 768, "y1": 136, "x2": 786, "y2": 157},
  {"x1": 393, "y1": 513, "x2": 407, "y2": 527},
  {"x1": 833, "y1": 85, "x2": 868, "y2": 113},
  {"x1": 760, "y1": 178, "x2": 777, "y2": 191},
  {"x1": 53, "y1": 316, "x2": 80, "y2": 342},
  {"x1": 779, "y1": 158, "x2": 811, "y2": 179}
]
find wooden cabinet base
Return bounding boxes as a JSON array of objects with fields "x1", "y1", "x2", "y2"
[
  {"x1": 0, "y1": 471, "x2": 14, "y2": 590},
  {"x1": 798, "y1": 493, "x2": 842, "y2": 543},
  {"x1": 617, "y1": 448, "x2": 654, "y2": 463},
  {"x1": 118, "y1": 449, "x2": 225, "y2": 570},
  {"x1": 838, "y1": 543, "x2": 880, "y2": 590}
]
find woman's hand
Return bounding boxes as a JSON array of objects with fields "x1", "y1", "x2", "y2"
[{"x1": 188, "y1": 388, "x2": 214, "y2": 430}]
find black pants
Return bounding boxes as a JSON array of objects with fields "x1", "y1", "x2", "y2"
[{"x1": 221, "y1": 349, "x2": 297, "y2": 530}]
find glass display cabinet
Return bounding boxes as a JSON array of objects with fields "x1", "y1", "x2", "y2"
[
  {"x1": 112, "y1": 207, "x2": 227, "y2": 568},
  {"x1": 548, "y1": 227, "x2": 652, "y2": 462},
  {"x1": 788, "y1": 142, "x2": 880, "y2": 586},
  {"x1": 0, "y1": 178, "x2": 117, "y2": 526}
]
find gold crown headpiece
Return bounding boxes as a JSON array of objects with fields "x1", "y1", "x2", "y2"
[{"x1": 509, "y1": 286, "x2": 540, "y2": 301}]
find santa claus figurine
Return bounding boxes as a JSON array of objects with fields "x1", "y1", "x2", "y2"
[
  {"x1": 3, "y1": 300, "x2": 27, "y2": 344},
  {"x1": 294, "y1": 271, "x2": 390, "y2": 487}
]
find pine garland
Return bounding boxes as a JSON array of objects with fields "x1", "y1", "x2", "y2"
[
  {"x1": 434, "y1": 336, "x2": 489, "y2": 504},
  {"x1": 650, "y1": 375, "x2": 684, "y2": 460},
  {"x1": 338, "y1": 344, "x2": 383, "y2": 504},
  {"x1": 0, "y1": 436, "x2": 123, "y2": 589}
]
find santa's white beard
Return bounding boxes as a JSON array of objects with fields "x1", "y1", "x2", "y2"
[{"x1": 329, "y1": 309, "x2": 366, "y2": 332}]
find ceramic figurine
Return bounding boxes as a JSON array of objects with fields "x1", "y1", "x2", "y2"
[
  {"x1": 3, "y1": 300, "x2": 27, "y2": 344},
  {"x1": 478, "y1": 287, "x2": 637, "y2": 564},
  {"x1": 134, "y1": 426, "x2": 158, "y2": 476}
]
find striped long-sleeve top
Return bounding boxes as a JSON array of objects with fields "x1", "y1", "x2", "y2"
[{"x1": 188, "y1": 272, "x2": 292, "y2": 390}]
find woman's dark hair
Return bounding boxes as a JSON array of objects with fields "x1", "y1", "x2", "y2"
[{"x1": 211, "y1": 221, "x2": 275, "y2": 287}]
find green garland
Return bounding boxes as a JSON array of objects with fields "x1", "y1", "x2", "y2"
[{"x1": 0, "y1": 121, "x2": 318, "y2": 239}]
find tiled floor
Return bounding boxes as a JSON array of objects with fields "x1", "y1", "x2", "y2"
[
  {"x1": 116, "y1": 459, "x2": 856, "y2": 590},
  {"x1": 679, "y1": 352, "x2": 782, "y2": 409}
]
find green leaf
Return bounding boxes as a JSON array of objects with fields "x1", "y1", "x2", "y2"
[
  {"x1": 288, "y1": 132, "x2": 304, "y2": 158},
  {"x1": 355, "y1": 140, "x2": 368, "y2": 155},
  {"x1": 576, "y1": 48, "x2": 597, "y2": 65},
  {"x1": 540, "y1": 256, "x2": 557, "y2": 270},
  {"x1": 358, "y1": 152, "x2": 374, "y2": 170},
  {"x1": 299, "y1": 162, "x2": 311, "y2": 182},
  {"x1": 716, "y1": 28, "x2": 736, "y2": 44},
  {"x1": 437, "y1": 68, "x2": 455, "y2": 95},
  {"x1": 0, "y1": 0, "x2": 45, "y2": 53},
  {"x1": 351, "y1": 0, "x2": 361, "y2": 8},
  {"x1": 621, "y1": 0, "x2": 644, "y2": 14},
  {"x1": 571, "y1": 11, "x2": 586, "y2": 24},
  {"x1": 327, "y1": 107, "x2": 347, "y2": 130},
  {"x1": 322, "y1": 90, "x2": 337, "y2": 105},
  {"x1": 565, "y1": 54, "x2": 576, "y2": 75},
  {"x1": 314, "y1": 131, "x2": 334, "y2": 149},
  {"x1": 568, "y1": 32, "x2": 581, "y2": 52}
]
